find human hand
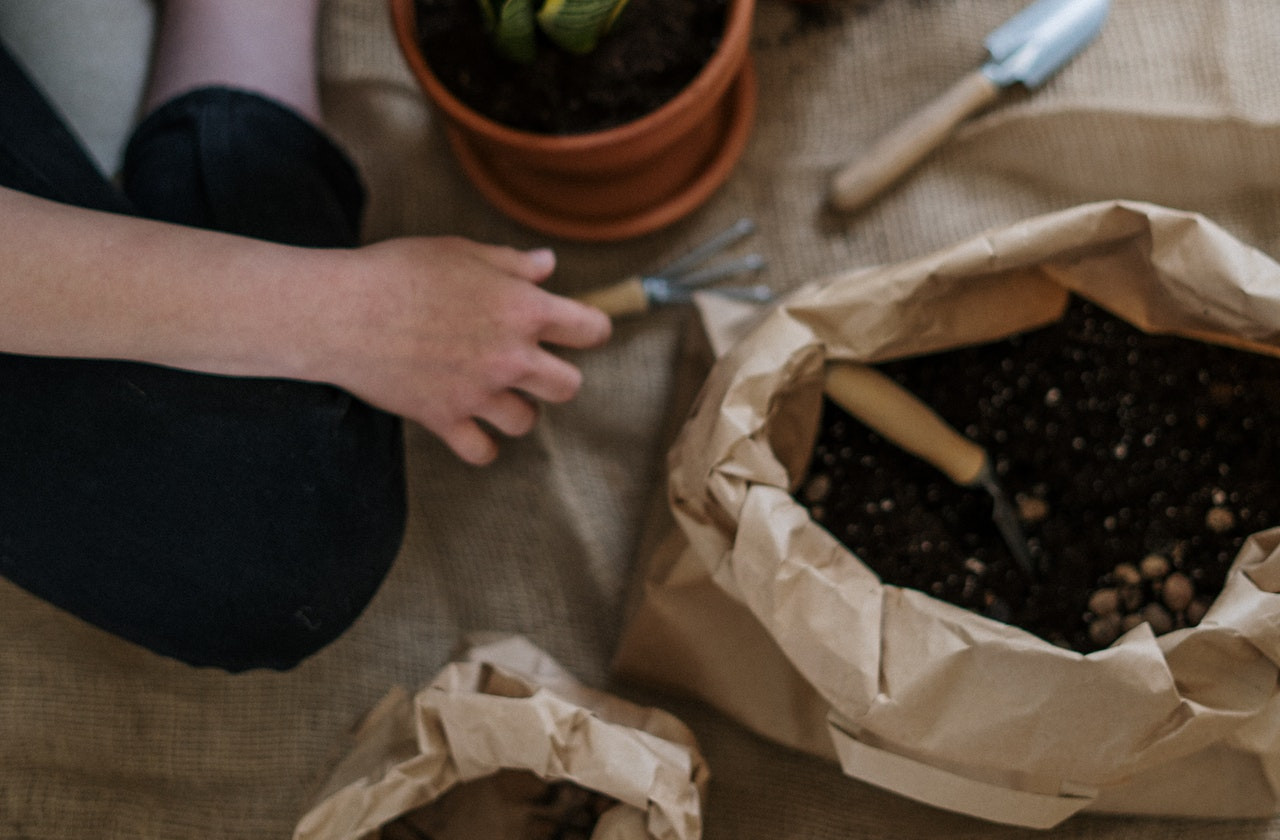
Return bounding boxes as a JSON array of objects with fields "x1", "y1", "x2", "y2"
[
  {"x1": 0, "y1": 187, "x2": 605, "y2": 464},
  {"x1": 315, "y1": 236, "x2": 612, "y2": 465}
]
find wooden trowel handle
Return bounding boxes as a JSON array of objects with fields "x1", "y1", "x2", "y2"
[
  {"x1": 824, "y1": 361, "x2": 987, "y2": 486},
  {"x1": 828, "y1": 70, "x2": 1001, "y2": 214}
]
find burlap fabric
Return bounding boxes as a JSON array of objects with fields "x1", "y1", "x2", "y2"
[{"x1": 5, "y1": 0, "x2": 1280, "y2": 837}]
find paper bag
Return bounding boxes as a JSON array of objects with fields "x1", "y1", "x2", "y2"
[
  {"x1": 614, "y1": 199, "x2": 1280, "y2": 829},
  {"x1": 296, "y1": 634, "x2": 709, "y2": 840}
]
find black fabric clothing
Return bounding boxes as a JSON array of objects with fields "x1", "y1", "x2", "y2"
[{"x1": 0, "y1": 40, "x2": 406, "y2": 672}]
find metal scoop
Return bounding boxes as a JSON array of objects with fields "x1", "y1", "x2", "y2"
[
  {"x1": 576, "y1": 218, "x2": 772, "y2": 318},
  {"x1": 824, "y1": 360, "x2": 1040, "y2": 579}
]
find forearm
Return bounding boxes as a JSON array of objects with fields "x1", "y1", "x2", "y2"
[
  {"x1": 0, "y1": 185, "x2": 330, "y2": 380},
  {"x1": 0, "y1": 184, "x2": 613, "y2": 465}
]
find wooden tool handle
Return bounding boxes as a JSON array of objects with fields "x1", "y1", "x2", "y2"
[
  {"x1": 574, "y1": 277, "x2": 649, "y2": 318},
  {"x1": 824, "y1": 361, "x2": 987, "y2": 486},
  {"x1": 828, "y1": 70, "x2": 1001, "y2": 214}
]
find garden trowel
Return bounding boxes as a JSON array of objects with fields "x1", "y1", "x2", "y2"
[
  {"x1": 824, "y1": 361, "x2": 1041, "y2": 579},
  {"x1": 828, "y1": 0, "x2": 1111, "y2": 213}
]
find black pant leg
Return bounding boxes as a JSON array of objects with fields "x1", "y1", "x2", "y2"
[
  {"x1": 0, "y1": 54, "x2": 407, "y2": 672},
  {"x1": 0, "y1": 38, "x2": 129, "y2": 211},
  {"x1": 122, "y1": 88, "x2": 365, "y2": 246}
]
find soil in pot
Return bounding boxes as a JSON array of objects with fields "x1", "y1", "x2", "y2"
[
  {"x1": 412, "y1": 0, "x2": 728, "y2": 134},
  {"x1": 796, "y1": 296, "x2": 1280, "y2": 653}
]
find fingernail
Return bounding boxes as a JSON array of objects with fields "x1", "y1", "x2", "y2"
[{"x1": 527, "y1": 247, "x2": 556, "y2": 272}]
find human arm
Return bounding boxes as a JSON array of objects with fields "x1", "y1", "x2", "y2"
[{"x1": 0, "y1": 184, "x2": 611, "y2": 464}]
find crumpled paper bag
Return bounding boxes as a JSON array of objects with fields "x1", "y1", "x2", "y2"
[
  {"x1": 614, "y1": 199, "x2": 1280, "y2": 829},
  {"x1": 295, "y1": 634, "x2": 708, "y2": 840}
]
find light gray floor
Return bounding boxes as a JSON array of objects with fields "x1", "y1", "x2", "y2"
[{"x1": 0, "y1": 0, "x2": 154, "y2": 175}]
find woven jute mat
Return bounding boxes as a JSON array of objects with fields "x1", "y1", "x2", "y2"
[{"x1": 5, "y1": 1, "x2": 1280, "y2": 837}]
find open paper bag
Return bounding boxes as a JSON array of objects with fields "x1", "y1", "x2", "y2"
[
  {"x1": 614, "y1": 200, "x2": 1280, "y2": 829},
  {"x1": 296, "y1": 634, "x2": 708, "y2": 840}
]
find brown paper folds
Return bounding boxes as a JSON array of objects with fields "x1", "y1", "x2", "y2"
[
  {"x1": 295, "y1": 634, "x2": 709, "y2": 840},
  {"x1": 615, "y1": 200, "x2": 1280, "y2": 829}
]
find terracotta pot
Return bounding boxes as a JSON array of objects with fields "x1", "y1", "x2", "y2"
[{"x1": 389, "y1": 0, "x2": 757, "y2": 242}]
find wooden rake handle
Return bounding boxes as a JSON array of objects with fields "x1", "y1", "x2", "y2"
[{"x1": 574, "y1": 277, "x2": 649, "y2": 318}]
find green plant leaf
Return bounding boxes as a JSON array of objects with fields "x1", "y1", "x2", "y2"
[
  {"x1": 483, "y1": 0, "x2": 538, "y2": 63},
  {"x1": 475, "y1": 0, "x2": 498, "y2": 30},
  {"x1": 536, "y1": 0, "x2": 629, "y2": 54}
]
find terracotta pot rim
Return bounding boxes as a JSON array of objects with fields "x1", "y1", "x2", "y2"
[
  {"x1": 388, "y1": 0, "x2": 755, "y2": 152},
  {"x1": 447, "y1": 59, "x2": 758, "y2": 241}
]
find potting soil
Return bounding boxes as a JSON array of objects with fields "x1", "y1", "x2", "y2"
[
  {"x1": 413, "y1": 0, "x2": 727, "y2": 134},
  {"x1": 798, "y1": 296, "x2": 1280, "y2": 652}
]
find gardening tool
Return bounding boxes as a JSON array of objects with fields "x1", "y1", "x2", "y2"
[
  {"x1": 828, "y1": 0, "x2": 1111, "y2": 214},
  {"x1": 576, "y1": 218, "x2": 772, "y2": 318},
  {"x1": 824, "y1": 361, "x2": 1040, "y2": 578}
]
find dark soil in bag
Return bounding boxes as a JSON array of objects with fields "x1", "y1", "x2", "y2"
[{"x1": 797, "y1": 296, "x2": 1280, "y2": 653}]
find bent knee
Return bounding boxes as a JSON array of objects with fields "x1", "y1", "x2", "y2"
[
  {"x1": 157, "y1": 570, "x2": 391, "y2": 672},
  {"x1": 136, "y1": 522, "x2": 403, "y2": 672}
]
